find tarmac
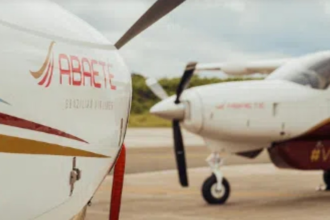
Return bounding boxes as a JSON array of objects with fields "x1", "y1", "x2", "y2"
[{"x1": 86, "y1": 128, "x2": 330, "y2": 220}]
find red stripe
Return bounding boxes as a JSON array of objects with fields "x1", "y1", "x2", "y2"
[
  {"x1": 45, "y1": 56, "x2": 54, "y2": 88},
  {"x1": 0, "y1": 112, "x2": 88, "y2": 143},
  {"x1": 109, "y1": 145, "x2": 126, "y2": 220},
  {"x1": 38, "y1": 59, "x2": 51, "y2": 86}
]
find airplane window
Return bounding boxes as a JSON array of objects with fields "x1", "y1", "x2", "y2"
[
  {"x1": 268, "y1": 55, "x2": 330, "y2": 90},
  {"x1": 287, "y1": 69, "x2": 320, "y2": 89},
  {"x1": 309, "y1": 59, "x2": 330, "y2": 89}
]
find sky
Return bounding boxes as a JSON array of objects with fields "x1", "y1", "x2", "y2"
[{"x1": 53, "y1": 0, "x2": 330, "y2": 79}]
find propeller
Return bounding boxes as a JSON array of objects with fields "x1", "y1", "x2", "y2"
[
  {"x1": 146, "y1": 78, "x2": 168, "y2": 100},
  {"x1": 172, "y1": 62, "x2": 197, "y2": 187},
  {"x1": 147, "y1": 62, "x2": 197, "y2": 187},
  {"x1": 109, "y1": 1, "x2": 186, "y2": 219},
  {"x1": 115, "y1": 0, "x2": 186, "y2": 49},
  {"x1": 175, "y1": 62, "x2": 197, "y2": 103}
]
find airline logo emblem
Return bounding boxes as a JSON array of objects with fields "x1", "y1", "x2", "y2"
[
  {"x1": 310, "y1": 141, "x2": 330, "y2": 162},
  {"x1": 30, "y1": 41, "x2": 116, "y2": 90},
  {"x1": 30, "y1": 42, "x2": 55, "y2": 88}
]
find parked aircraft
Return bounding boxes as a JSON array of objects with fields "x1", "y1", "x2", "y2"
[
  {"x1": 147, "y1": 51, "x2": 330, "y2": 204},
  {"x1": 0, "y1": 0, "x2": 185, "y2": 219}
]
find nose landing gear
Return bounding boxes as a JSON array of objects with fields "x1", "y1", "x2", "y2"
[
  {"x1": 202, "y1": 174, "x2": 230, "y2": 204},
  {"x1": 202, "y1": 153, "x2": 230, "y2": 204}
]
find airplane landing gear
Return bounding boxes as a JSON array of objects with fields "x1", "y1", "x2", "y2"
[
  {"x1": 323, "y1": 170, "x2": 330, "y2": 191},
  {"x1": 316, "y1": 170, "x2": 330, "y2": 191},
  {"x1": 202, "y1": 174, "x2": 230, "y2": 204},
  {"x1": 202, "y1": 153, "x2": 230, "y2": 204}
]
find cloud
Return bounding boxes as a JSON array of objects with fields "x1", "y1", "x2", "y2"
[{"x1": 53, "y1": 0, "x2": 330, "y2": 78}]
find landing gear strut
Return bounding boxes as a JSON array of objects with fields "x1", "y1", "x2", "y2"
[
  {"x1": 323, "y1": 170, "x2": 330, "y2": 191},
  {"x1": 202, "y1": 153, "x2": 230, "y2": 204}
]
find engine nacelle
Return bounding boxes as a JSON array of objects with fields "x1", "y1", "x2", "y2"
[{"x1": 181, "y1": 89, "x2": 203, "y2": 134}]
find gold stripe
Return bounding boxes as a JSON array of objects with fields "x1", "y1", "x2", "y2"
[
  {"x1": 0, "y1": 134, "x2": 109, "y2": 158},
  {"x1": 70, "y1": 205, "x2": 88, "y2": 220},
  {"x1": 30, "y1": 41, "x2": 56, "y2": 79}
]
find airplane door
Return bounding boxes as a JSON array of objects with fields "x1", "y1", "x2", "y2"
[
  {"x1": 246, "y1": 102, "x2": 288, "y2": 141},
  {"x1": 272, "y1": 102, "x2": 287, "y2": 139},
  {"x1": 271, "y1": 99, "x2": 329, "y2": 141},
  {"x1": 271, "y1": 102, "x2": 288, "y2": 140}
]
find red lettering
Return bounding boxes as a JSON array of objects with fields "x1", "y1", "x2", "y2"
[
  {"x1": 222, "y1": 102, "x2": 267, "y2": 110},
  {"x1": 232, "y1": 103, "x2": 241, "y2": 109},
  {"x1": 108, "y1": 73, "x2": 116, "y2": 90},
  {"x1": 91, "y1": 59, "x2": 101, "y2": 88},
  {"x1": 253, "y1": 102, "x2": 264, "y2": 109},
  {"x1": 59, "y1": 54, "x2": 71, "y2": 85},
  {"x1": 107, "y1": 64, "x2": 116, "y2": 90},
  {"x1": 82, "y1": 58, "x2": 93, "y2": 86},
  {"x1": 56, "y1": 54, "x2": 118, "y2": 90},
  {"x1": 70, "y1": 56, "x2": 82, "y2": 86},
  {"x1": 99, "y1": 61, "x2": 107, "y2": 88}
]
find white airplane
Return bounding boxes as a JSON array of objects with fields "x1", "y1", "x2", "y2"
[
  {"x1": 147, "y1": 51, "x2": 330, "y2": 205},
  {"x1": 0, "y1": 0, "x2": 186, "y2": 219}
]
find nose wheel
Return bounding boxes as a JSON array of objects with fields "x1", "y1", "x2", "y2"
[
  {"x1": 202, "y1": 174, "x2": 230, "y2": 204},
  {"x1": 202, "y1": 153, "x2": 231, "y2": 205}
]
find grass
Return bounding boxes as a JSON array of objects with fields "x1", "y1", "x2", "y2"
[{"x1": 128, "y1": 113, "x2": 171, "y2": 127}]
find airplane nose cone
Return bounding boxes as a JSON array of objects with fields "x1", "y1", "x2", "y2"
[{"x1": 150, "y1": 98, "x2": 185, "y2": 120}]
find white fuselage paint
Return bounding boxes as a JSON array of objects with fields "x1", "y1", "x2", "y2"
[
  {"x1": 0, "y1": 1, "x2": 131, "y2": 220},
  {"x1": 180, "y1": 77, "x2": 330, "y2": 154}
]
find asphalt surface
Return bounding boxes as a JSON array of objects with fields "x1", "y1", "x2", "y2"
[{"x1": 85, "y1": 128, "x2": 330, "y2": 220}]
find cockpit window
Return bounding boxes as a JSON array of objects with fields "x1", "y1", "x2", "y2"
[
  {"x1": 288, "y1": 69, "x2": 320, "y2": 88},
  {"x1": 309, "y1": 59, "x2": 330, "y2": 89},
  {"x1": 267, "y1": 54, "x2": 330, "y2": 90}
]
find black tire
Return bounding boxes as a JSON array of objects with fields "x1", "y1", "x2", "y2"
[
  {"x1": 323, "y1": 171, "x2": 330, "y2": 189},
  {"x1": 202, "y1": 174, "x2": 230, "y2": 205}
]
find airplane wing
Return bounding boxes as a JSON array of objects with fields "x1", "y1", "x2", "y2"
[{"x1": 195, "y1": 58, "x2": 293, "y2": 76}]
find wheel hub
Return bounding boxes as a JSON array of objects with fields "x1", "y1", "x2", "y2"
[{"x1": 211, "y1": 183, "x2": 225, "y2": 199}]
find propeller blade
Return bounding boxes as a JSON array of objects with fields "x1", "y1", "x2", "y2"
[
  {"x1": 172, "y1": 120, "x2": 188, "y2": 187},
  {"x1": 175, "y1": 62, "x2": 197, "y2": 103},
  {"x1": 115, "y1": 0, "x2": 186, "y2": 49},
  {"x1": 146, "y1": 78, "x2": 168, "y2": 100}
]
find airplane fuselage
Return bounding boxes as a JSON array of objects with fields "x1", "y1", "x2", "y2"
[
  {"x1": 0, "y1": 2, "x2": 131, "y2": 219},
  {"x1": 150, "y1": 51, "x2": 330, "y2": 165},
  {"x1": 147, "y1": 9, "x2": 330, "y2": 206},
  {"x1": 183, "y1": 80, "x2": 328, "y2": 153}
]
